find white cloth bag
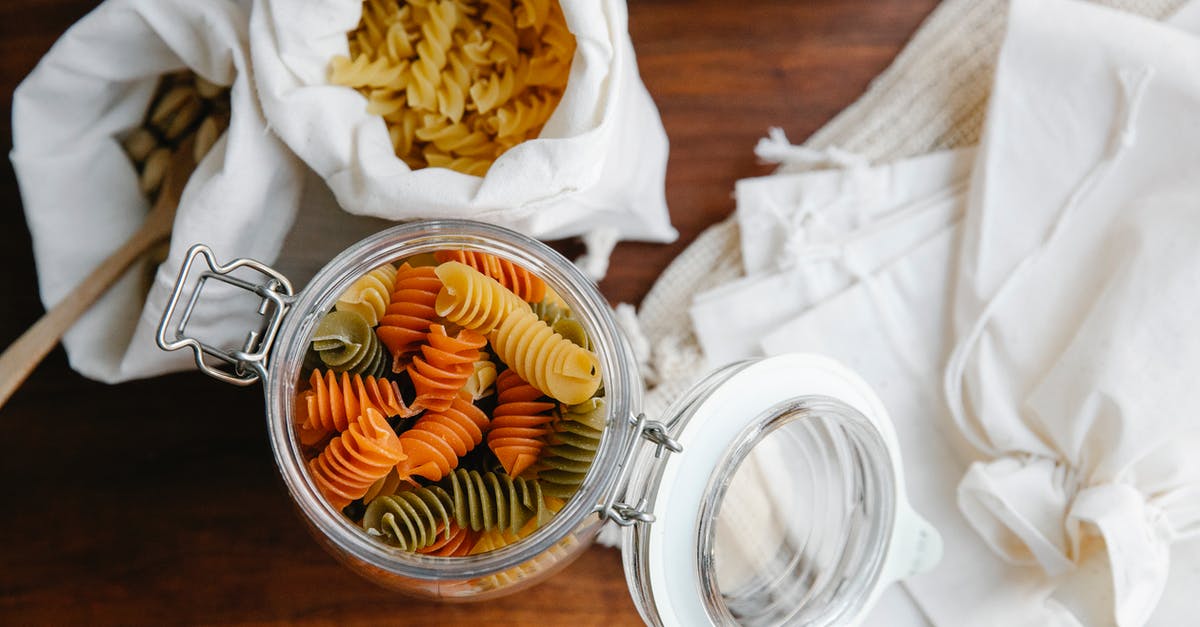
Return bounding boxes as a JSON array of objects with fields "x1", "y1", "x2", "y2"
[
  {"x1": 249, "y1": 0, "x2": 676, "y2": 270},
  {"x1": 10, "y1": 0, "x2": 306, "y2": 384},
  {"x1": 944, "y1": 0, "x2": 1200, "y2": 624}
]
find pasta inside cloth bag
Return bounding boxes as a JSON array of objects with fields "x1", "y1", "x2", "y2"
[
  {"x1": 250, "y1": 0, "x2": 676, "y2": 275},
  {"x1": 11, "y1": 0, "x2": 305, "y2": 383},
  {"x1": 943, "y1": 0, "x2": 1200, "y2": 624}
]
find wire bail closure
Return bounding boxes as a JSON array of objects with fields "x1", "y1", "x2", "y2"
[
  {"x1": 599, "y1": 413, "x2": 683, "y2": 527},
  {"x1": 156, "y1": 244, "x2": 295, "y2": 386}
]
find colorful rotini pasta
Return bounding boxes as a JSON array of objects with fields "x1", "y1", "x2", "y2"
[
  {"x1": 362, "y1": 485, "x2": 455, "y2": 551},
  {"x1": 418, "y1": 523, "x2": 477, "y2": 557},
  {"x1": 335, "y1": 263, "x2": 397, "y2": 326},
  {"x1": 297, "y1": 369, "x2": 412, "y2": 445},
  {"x1": 376, "y1": 262, "x2": 443, "y2": 370},
  {"x1": 434, "y1": 250, "x2": 546, "y2": 303},
  {"x1": 489, "y1": 308, "x2": 601, "y2": 405},
  {"x1": 309, "y1": 408, "x2": 407, "y2": 510},
  {"x1": 442, "y1": 468, "x2": 556, "y2": 536},
  {"x1": 396, "y1": 390, "x2": 490, "y2": 482},
  {"x1": 463, "y1": 351, "x2": 498, "y2": 400},
  {"x1": 536, "y1": 397, "x2": 604, "y2": 498},
  {"x1": 489, "y1": 369, "x2": 557, "y2": 478},
  {"x1": 312, "y1": 310, "x2": 391, "y2": 378},
  {"x1": 296, "y1": 246, "x2": 608, "y2": 558},
  {"x1": 434, "y1": 261, "x2": 530, "y2": 333},
  {"x1": 408, "y1": 324, "x2": 487, "y2": 412},
  {"x1": 329, "y1": 0, "x2": 576, "y2": 175}
]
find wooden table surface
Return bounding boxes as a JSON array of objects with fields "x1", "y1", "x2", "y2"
[{"x1": 0, "y1": 0, "x2": 938, "y2": 624}]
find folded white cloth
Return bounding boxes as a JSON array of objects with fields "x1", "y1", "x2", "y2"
[
  {"x1": 10, "y1": 0, "x2": 305, "y2": 383},
  {"x1": 249, "y1": 0, "x2": 676, "y2": 276},
  {"x1": 946, "y1": 0, "x2": 1200, "y2": 624}
]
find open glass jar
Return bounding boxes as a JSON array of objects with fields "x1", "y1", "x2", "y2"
[{"x1": 157, "y1": 220, "x2": 940, "y2": 625}]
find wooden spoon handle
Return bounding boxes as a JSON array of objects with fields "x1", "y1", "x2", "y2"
[{"x1": 0, "y1": 215, "x2": 173, "y2": 409}]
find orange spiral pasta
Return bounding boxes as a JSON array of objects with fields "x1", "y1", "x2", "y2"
[
  {"x1": 396, "y1": 391, "x2": 490, "y2": 482},
  {"x1": 490, "y1": 308, "x2": 601, "y2": 405},
  {"x1": 434, "y1": 261, "x2": 530, "y2": 333},
  {"x1": 434, "y1": 250, "x2": 546, "y2": 303},
  {"x1": 488, "y1": 369, "x2": 557, "y2": 478},
  {"x1": 376, "y1": 263, "x2": 443, "y2": 371},
  {"x1": 418, "y1": 523, "x2": 477, "y2": 557},
  {"x1": 408, "y1": 324, "x2": 486, "y2": 412},
  {"x1": 297, "y1": 369, "x2": 413, "y2": 446},
  {"x1": 309, "y1": 408, "x2": 407, "y2": 510}
]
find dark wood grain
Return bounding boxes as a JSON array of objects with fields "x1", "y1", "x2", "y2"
[{"x1": 0, "y1": 1, "x2": 937, "y2": 624}]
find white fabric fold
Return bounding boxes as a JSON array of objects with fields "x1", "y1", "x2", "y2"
[
  {"x1": 10, "y1": 0, "x2": 305, "y2": 383},
  {"x1": 249, "y1": 0, "x2": 677, "y2": 275},
  {"x1": 944, "y1": 0, "x2": 1200, "y2": 624}
]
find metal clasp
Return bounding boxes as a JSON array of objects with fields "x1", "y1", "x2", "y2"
[
  {"x1": 598, "y1": 413, "x2": 683, "y2": 527},
  {"x1": 156, "y1": 244, "x2": 294, "y2": 386}
]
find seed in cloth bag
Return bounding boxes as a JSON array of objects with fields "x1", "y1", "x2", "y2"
[
  {"x1": 250, "y1": 0, "x2": 676, "y2": 272},
  {"x1": 11, "y1": 0, "x2": 305, "y2": 383},
  {"x1": 942, "y1": 0, "x2": 1200, "y2": 624}
]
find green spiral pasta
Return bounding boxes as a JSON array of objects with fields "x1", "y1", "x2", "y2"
[
  {"x1": 537, "y1": 397, "x2": 605, "y2": 498},
  {"x1": 530, "y1": 297, "x2": 570, "y2": 327},
  {"x1": 443, "y1": 468, "x2": 554, "y2": 536},
  {"x1": 311, "y1": 310, "x2": 390, "y2": 378},
  {"x1": 363, "y1": 485, "x2": 455, "y2": 551},
  {"x1": 530, "y1": 297, "x2": 589, "y2": 349}
]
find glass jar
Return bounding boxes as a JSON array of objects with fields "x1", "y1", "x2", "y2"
[{"x1": 157, "y1": 220, "x2": 941, "y2": 625}]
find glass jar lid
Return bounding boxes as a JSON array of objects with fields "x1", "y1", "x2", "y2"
[{"x1": 619, "y1": 354, "x2": 941, "y2": 626}]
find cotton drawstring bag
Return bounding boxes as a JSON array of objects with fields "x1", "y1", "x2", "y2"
[
  {"x1": 11, "y1": 0, "x2": 306, "y2": 383},
  {"x1": 249, "y1": 0, "x2": 676, "y2": 276},
  {"x1": 945, "y1": 0, "x2": 1200, "y2": 624}
]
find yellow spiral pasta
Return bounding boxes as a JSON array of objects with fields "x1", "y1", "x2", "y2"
[
  {"x1": 489, "y1": 308, "x2": 601, "y2": 405},
  {"x1": 335, "y1": 263, "x2": 397, "y2": 326},
  {"x1": 433, "y1": 261, "x2": 530, "y2": 334},
  {"x1": 463, "y1": 352, "x2": 498, "y2": 400},
  {"x1": 330, "y1": 0, "x2": 576, "y2": 175}
]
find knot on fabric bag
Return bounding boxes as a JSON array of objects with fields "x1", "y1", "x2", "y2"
[
  {"x1": 958, "y1": 454, "x2": 1178, "y2": 627},
  {"x1": 753, "y1": 127, "x2": 869, "y2": 171},
  {"x1": 574, "y1": 227, "x2": 620, "y2": 281}
]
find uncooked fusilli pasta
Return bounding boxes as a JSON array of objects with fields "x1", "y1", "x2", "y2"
[
  {"x1": 434, "y1": 261, "x2": 529, "y2": 334},
  {"x1": 309, "y1": 408, "x2": 407, "y2": 510},
  {"x1": 536, "y1": 397, "x2": 604, "y2": 497},
  {"x1": 489, "y1": 308, "x2": 600, "y2": 404},
  {"x1": 489, "y1": 369, "x2": 557, "y2": 478},
  {"x1": 396, "y1": 390, "x2": 490, "y2": 481},
  {"x1": 408, "y1": 324, "x2": 487, "y2": 412},
  {"x1": 312, "y1": 310, "x2": 391, "y2": 378},
  {"x1": 297, "y1": 369, "x2": 412, "y2": 445},
  {"x1": 295, "y1": 246, "x2": 610, "y2": 559},
  {"x1": 434, "y1": 249, "x2": 546, "y2": 302},
  {"x1": 376, "y1": 262, "x2": 442, "y2": 370},
  {"x1": 329, "y1": 0, "x2": 575, "y2": 175},
  {"x1": 335, "y1": 263, "x2": 397, "y2": 326}
]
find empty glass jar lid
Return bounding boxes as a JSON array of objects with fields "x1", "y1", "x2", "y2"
[{"x1": 620, "y1": 354, "x2": 941, "y2": 626}]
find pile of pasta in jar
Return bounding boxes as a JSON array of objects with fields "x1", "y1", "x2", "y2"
[{"x1": 295, "y1": 250, "x2": 603, "y2": 556}]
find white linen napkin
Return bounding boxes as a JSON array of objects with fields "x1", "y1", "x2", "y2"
[
  {"x1": 249, "y1": 0, "x2": 676, "y2": 277},
  {"x1": 10, "y1": 0, "x2": 306, "y2": 383}
]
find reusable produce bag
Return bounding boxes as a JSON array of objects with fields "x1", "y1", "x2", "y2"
[
  {"x1": 11, "y1": 0, "x2": 305, "y2": 383},
  {"x1": 946, "y1": 0, "x2": 1200, "y2": 624},
  {"x1": 249, "y1": 0, "x2": 676, "y2": 273}
]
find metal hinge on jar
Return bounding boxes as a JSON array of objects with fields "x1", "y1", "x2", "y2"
[
  {"x1": 599, "y1": 413, "x2": 683, "y2": 527},
  {"x1": 157, "y1": 244, "x2": 294, "y2": 386}
]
